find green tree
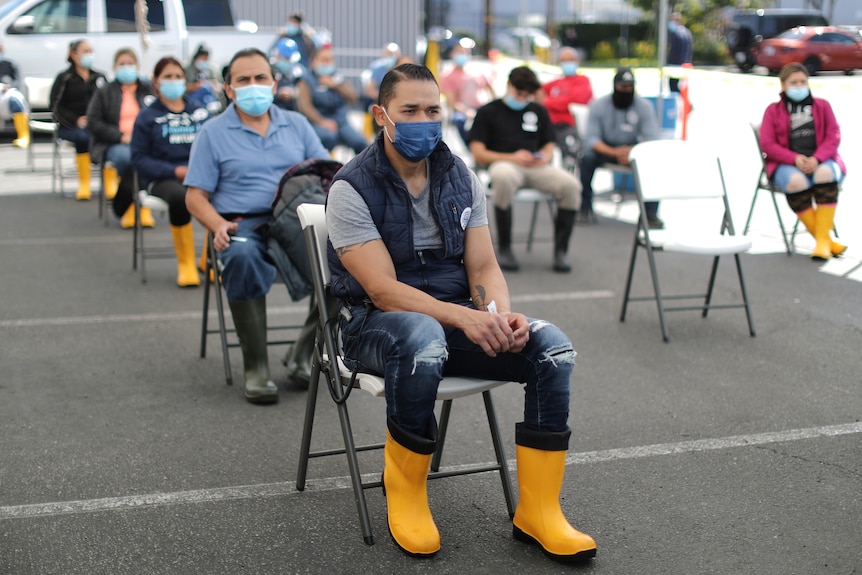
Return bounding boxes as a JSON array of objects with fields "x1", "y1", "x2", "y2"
[{"x1": 629, "y1": 0, "x2": 773, "y2": 15}]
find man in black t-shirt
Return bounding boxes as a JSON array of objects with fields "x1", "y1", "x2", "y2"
[{"x1": 469, "y1": 66, "x2": 581, "y2": 273}]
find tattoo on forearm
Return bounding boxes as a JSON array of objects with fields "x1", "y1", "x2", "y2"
[{"x1": 472, "y1": 284, "x2": 488, "y2": 310}]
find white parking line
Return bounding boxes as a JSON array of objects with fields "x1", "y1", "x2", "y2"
[
  {"x1": 2, "y1": 421, "x2": 859, "y2": 521},
  {"x1": 0, "y1": 291, "x2": 616, "y2": 328}
]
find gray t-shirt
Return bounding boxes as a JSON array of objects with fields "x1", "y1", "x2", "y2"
[
  {"x1": 327, "y1": 166, "x2": 488, "y2": 251},
  {"x1": 584, "y1": 93, "x2": 660, "y2": 151}
]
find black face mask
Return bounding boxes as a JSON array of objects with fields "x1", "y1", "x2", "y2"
[{"x1": 612, "y1": 89, "x2": 634, "y2": 109}]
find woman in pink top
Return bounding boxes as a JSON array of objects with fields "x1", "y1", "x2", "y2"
[
  {"x1": 86, "y1": 48, "x2": 155, "y2": 228},
  {"x1": 760, "y1": 62, "x2": 846, "y2": 260}
]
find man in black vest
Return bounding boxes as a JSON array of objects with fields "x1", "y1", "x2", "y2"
[{"x1": 326, "y1": 63, "x2": 596, "y2": 563}]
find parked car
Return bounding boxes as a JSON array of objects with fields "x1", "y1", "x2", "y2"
[
  {"x1": 494, "y1": 27, "x2": 552, "y2": 59},
  {"x1": 756, "y1": 26, "x2": 862, "y2": 76},
  {"x1": 725, "y1": 8, "x2": 829, "y2": 72},
  {"x1": 0, "y1": 0, "x2": 277, "y2": 107}
]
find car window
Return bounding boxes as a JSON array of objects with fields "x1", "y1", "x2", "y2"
[
  {"x1": 182, "y1": 0, "x2": 234, "y2": 27},
  {"x1": 105, "y1": 0, "x2": 165, "y2": 33},
  {"x1": 822, "y1": 33, "x2": 855, "y2": 45},
  {"x1": 777, "y1": 29, "x2": 807, "y2": 40},
  {"x1": 5, "y1": 0, "x2": 86, "y2": 34},
  {"x1": 761, "y1": 17, "x2": 780, "y2": 37}
]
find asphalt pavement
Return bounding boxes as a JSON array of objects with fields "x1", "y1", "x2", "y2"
[{"x1": 1, "y1": 69, "x2": 860, "y2": 575}]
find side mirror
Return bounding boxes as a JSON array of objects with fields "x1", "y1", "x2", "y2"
[{"x1": 7, "y1": 15, "x2": 36, "y2": 34}]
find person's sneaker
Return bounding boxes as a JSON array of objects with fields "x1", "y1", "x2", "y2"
[
  {"x1": 578, "y1": 210, "x2": 598, "y2": 225},
  {"x1": 647, "y1": 215, "x2": 665, "y2": 230}
]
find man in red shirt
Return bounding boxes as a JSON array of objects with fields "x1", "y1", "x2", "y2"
[
  {"x1": 537, "y1": 48, "x2": 593, "y2": 175},
  {"x1": 440, "y1": 41, "x2": 495, "y2": 149}
]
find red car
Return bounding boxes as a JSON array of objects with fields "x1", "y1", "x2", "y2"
[{"x1": 755, "y1": 26, "x2": 862, "y2": 75}]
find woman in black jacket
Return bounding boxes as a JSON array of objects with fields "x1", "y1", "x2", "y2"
[
  {"x1": 49, "y1": 39, "x2": 106, "y2": 200},
  {"x1": 87, "y1": 47, "x2": 155, "y2": 227}
]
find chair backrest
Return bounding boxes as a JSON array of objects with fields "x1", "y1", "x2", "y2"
[
  {"x1": 568, "y1": 103, "x2": 589, "y2": 140},
  {"x1": 749, "y1": 123, "x2": 773, "y2": 187},
  {"x1": 297, "y1": 203, "x2": 330, "y2": 285},
  {"x1": 629, "y1": 140, "x2": 727, "y2": 202}
]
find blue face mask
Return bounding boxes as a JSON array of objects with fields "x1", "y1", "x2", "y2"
[
  {"x1": 453, "y1": 54, "x2": 470, "y2": 67},
  {"x1": 274, "y1": 60, "x2": 293, "y2": 75},
  {"x1": 159, "y1": 79, "x2": 186, "y2": 100},
  {"x1": 0, "y1": 55, "x2": 4, "y2": 63},
  {"x1": 503, "y1": 95, "x2": 529, "y2": 111},
  {"x1": 560, "y1": 62, "x2": 578, "y2": 77},
  {"x1": 785, "y1": 86, "x2": 810, "y2": 102},
  {"x1": 232, "y1": 83, "x2": 274, "y2": 116},
  {"x1": 284, "y1": 23, "x2": 300, "y2": 36},
  {"x1": 79, "y1": 53, "x2": 95, "y2": 69},
  {"x1": 314, "y1": 64, "x2": 336, "y2": 77},
  {"x1": 115, "y1": 65, "x2": 138, "y2": 85},
  {"x1": 382, "y1": 107, "x2": 441, "y2": 162}
]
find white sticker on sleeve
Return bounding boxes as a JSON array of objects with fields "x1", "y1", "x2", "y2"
[{"x1": 460, "y1": 207, "x2": 472, "y2": 230}]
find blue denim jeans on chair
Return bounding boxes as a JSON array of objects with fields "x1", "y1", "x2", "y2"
[
  {"x1": 216, "y1": 216, "x2": 277, "y2": 302},
  {"x1": 339, "y1": 305, "x2": 575, "y2": 438}
]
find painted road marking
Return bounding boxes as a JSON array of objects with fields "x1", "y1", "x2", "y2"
[{"x1": 2, "y1": 421, "x2": 859, "y2": 520}]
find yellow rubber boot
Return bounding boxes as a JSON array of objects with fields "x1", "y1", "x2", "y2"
[
  {"x1": 512, "y1": 424, "x2": 596, "y2": 563},
  {"x1": 75, "y1": 153, "x2": 92, "y2": 200},
  {"x1": 120, "y1": 204, "x2": 136, "y2": 228},
  {"x1": 812, "y1": 205, "x2": 839, "y2": 261},
  {"x1": 799, "y1": 207, "x2": 846, "y2": 258},
  {"x1": 383, "y1": 419, "x2": 440, "y2": 557},
  {"x1": 198, "y1": 232, "x2": 209, "y2": 273},
  {"x1": 170, "y1": 223, "x2": 201, "y2": 287},
  {"x1": 12, "y1": 112, "x2": 30, "y2": 148},
  {"x1": 139, "y1": 207, "x2": 156, "y2": 228},
  {"x1": 102, "y1": 165, "x2": 119, "y2": 200}
]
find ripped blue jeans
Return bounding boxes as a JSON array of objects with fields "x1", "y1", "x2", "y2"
[{"x1": 339, "y1": 305, "x2": 575, "y2": 438}]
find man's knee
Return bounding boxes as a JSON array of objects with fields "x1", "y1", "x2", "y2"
[{"x1": 529, "y1": 320, "x2": 576, "y2": 365}]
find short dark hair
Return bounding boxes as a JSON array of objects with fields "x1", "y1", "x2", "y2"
[
  {"x1": 508, "y1": 66, "x2": 540, "y2": 93},
  {"x1": 224, "y1": 48, "x2": 273, "y2": 84},
  {"x1": 378, "y1": 63, "x2": 438, "y2": 108},
  {"x1": 153, "y1": 56, "x2": 185, "y2": 79}
]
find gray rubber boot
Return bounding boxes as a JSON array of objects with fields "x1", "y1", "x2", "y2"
[
  {"x1": 552, "y1": 208, "x2": 576, "y2": 273},
  {"x1": 282, "y1": 305, "x2": 317, "y2": 388},
  {"x1": 494, "y1": 206, "x2": 520, "y2": 271},
  {"x1": 228, "y1": 297, "x2": 278, "y2": 404}
]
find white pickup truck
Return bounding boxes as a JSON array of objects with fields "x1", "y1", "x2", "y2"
[{"x1": 0, "y1": 0, "x2": 279, "y2": 108}]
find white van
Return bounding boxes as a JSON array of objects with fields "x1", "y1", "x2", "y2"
[{"x1": 0, "y1": 0, "x2": 278, "y2": 107}]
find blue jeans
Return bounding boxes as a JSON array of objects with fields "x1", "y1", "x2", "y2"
[
  {"x1": 105, "y1": 143, "x2": 132, "y2": 174},
  {"x1": 313, "y1": 120, "x2": 368, "y2": 155},
  {"x1": 340, "y1": 305, "x2": 575, "y2": 438},
  {"x1": 216, "y1": 216, "x2": 276, "y2": 302},
  {"x1": 57, "y1": 125, "x2": 90, "y2": 154},
  {"x1": 772, "y1": 160, "x2": 844, "y2": 193}
]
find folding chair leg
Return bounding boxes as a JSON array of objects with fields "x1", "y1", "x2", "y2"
[
  {"x1": 335, "y1": 397, "x2": 375, "y2": 545},
  {"x1": 431, "y1": 399, "x2": 453, "y2": 472},
  {"x1": 482, "y1": 390, "x2": 516, "y2": 519},
  {"x1": 770, "y1": 191, "x2": 793, "y2": 256},
  {"x1": 200, "y1": 250, "x2": 213, "y2": 359},
  {"x1": 644, "y1": 244, "x2": 671, "y2": 343},
  {"x1": 212, "y1": 260, "x2": 233, "y2": 385},
  {"x1": 734, "y1": 254, "x2": 757, "y2": 337},
  {"x1": 526, "y1": 202, "x2": 540, "y2": 253},
  {"x1": 619, "y1": 236, "x2": 640, "y2": 323},
  {"x1": 702, "y1": 255, "x2": 721, "y2": 318},
  {"x1": 296, "y1": 353, "x2": 322, "y2": 491}
]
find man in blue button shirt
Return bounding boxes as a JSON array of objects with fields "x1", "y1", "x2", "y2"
[{"x1": 186, "y1": 48, "x2": 329, "y2": 405}]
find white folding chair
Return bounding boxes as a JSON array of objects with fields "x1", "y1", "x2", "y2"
[
  {"x1": 620, "y1": 140, "x2": 756, "y2": 342},
  {"x1": 294, "y1": 203, "x2": 516, "y2": 546}
]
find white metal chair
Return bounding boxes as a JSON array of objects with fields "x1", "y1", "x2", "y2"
[
  {"x1": 131, "y1": 172, "x2": 173, "y2": 284},
  {"x1": 476, "y1": 169, "x2": 555, "y2": 252},
  {"x1": 620, "y1": 140, "x2": 756, "y2": 342},
  {"x1": 743, "y1": 124, "x2": 837, "y2": 255},
  {"x1": 294, "y1": 202, "x2": 516, "y2": 546}
]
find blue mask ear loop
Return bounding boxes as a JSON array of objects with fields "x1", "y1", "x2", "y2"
[{"x1": 381, "y1": 107, "x2": 397, "y2": 144}]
